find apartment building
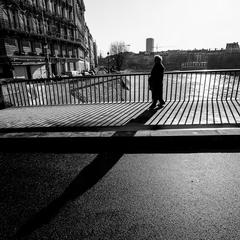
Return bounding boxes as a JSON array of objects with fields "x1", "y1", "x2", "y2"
[{"x1": 0, "y1": 0, "x2": 97, "y2": 79}]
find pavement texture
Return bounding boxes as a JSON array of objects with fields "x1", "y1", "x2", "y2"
[{"x1": 1, "y1": 152, "x2": 240, "y2": 239}]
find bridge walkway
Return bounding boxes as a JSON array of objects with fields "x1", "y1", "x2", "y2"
[{"x1": 0, "y1": 100, "x2": 239, "y2": 132}]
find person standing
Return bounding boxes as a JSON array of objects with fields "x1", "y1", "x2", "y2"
[{"x1": 148, "y1": 55, "x2": 165, "y2": 109}]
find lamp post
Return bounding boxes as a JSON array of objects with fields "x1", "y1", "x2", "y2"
[
  {"x1": 107, "y1": 52, "x2": 110, "y2": 73},
  {"x1": 41, "y1": 9, "x2": 50, "y2": 78}
]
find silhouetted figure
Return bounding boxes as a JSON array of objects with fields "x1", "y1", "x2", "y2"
[{"x1": 149, "y1": 55, "x2": 165, "y2": 109}]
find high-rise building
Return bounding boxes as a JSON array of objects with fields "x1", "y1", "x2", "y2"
[
  {"x1": 0, "y1": 0, "x2": 97, "y2": 79},
  {"x1": 146, "y1": 38, "x2": 154, "y2": 53}
]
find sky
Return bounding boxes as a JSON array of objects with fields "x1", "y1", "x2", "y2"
[{"x1": 84, "y1": 0, "x2": 240, "y2": 56}]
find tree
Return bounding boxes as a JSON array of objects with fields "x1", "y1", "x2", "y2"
[{"x1": 109, "y1": 41, "x2": 128, "y2": 71}]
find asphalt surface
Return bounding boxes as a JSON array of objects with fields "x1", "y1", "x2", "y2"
[{"x1": 1, "y1": 152, "x2": 240, "y2": 239}]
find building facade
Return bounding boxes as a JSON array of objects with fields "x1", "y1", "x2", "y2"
[
  {"x1": 0, "y1": 0, "x2": 97, "y2": 79},
  {"x1": 226, "y1": 42, "x2": 240, "y2": 52}
]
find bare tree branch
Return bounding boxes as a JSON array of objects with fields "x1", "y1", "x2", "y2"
[{"x1": 109, "y1": 41, "x2": 128, "y2": 71}]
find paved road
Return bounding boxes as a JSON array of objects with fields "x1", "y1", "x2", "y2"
[{"x1": 1, "y1": 152, "x2": 240, "y2": 239}]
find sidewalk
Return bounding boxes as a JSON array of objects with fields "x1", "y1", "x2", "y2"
[{"x1": 0, "y1": 102, "x2": 240, "y2": 153}]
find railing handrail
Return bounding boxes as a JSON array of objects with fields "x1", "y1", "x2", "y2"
[
  {"x1": 1, "y1": 69, "x2": 240, "y2": 84},
  {"x1": 165, "y1": 69, "x2": 240, "y2": 74},
  {"x1": 1, "y1": 69, "x2": 240, "y2": 108}
]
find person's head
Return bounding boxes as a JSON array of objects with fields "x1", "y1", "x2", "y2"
[{"x1": 154, "y1": 55, "x2": 163, "y2": 64}]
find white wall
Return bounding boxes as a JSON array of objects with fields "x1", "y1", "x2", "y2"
[
  {"x1": 85, "y1": 61, "x2": 90, "y2": 71},
  {"x1": 76, "y1": 60, "x2": 85, "y2": 72}
]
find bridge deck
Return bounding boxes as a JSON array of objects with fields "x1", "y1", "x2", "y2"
[{"x1": 0, "y1": 100, "x2": 239, "y2": 131}]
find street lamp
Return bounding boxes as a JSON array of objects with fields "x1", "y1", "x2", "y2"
[
  {"x1": 107, "y1": 52, "x2": 110, "y2": 73},
  {"x1": 41, "y1": 9, "x2": 50, "y2": 78}
]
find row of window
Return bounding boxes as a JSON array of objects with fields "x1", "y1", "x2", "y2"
[
  {"x1": 2, "y1": 8, "x2": 89, "y2": 47},
  {"x1": 19, "y1": 0, "x2": 74, "y2": 19},
  {"x1": 181, "y1": 62, "x2": 207, "y2": 68},
  {"x1": 2, "y1": 9, "x2": 77, "y2": 41},
  {"x1": 7, "y1": 38, "x2": 85, "y2": 59}
]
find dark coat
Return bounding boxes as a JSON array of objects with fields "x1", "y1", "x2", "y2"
[{"x1": 149, "y1": 62, "x2": 165, "y2": 100}]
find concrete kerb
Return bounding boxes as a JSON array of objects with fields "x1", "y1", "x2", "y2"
[{"x1": 1, "y1": 128, "x2": 240, "y2": 153}]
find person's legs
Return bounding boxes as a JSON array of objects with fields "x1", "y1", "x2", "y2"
[
  {"x1": 149, "y1": 99, "x2": 157, "y2": 109},
  {"x1": 149, "y1": 90, "x2": 157, "y2": 109},
  {"x1": 158, "y1": 84, "x2": 165, "y2": 105},
  {"x1": 158, "y1": 99, "x2": 165, "y2": 106}
]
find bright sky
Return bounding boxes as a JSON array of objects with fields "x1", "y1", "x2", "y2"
[{"x1": 84, "y1": 0, "x2": 240, "y2": 56}]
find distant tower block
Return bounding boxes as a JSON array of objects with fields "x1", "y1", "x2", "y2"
[{"x1": 146, "y1": 38, "x2": 154, "y2": 53}]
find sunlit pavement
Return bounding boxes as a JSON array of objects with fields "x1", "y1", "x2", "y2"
[{"x1": 1, "y1": 152, "x2": 240, "y2": 239}]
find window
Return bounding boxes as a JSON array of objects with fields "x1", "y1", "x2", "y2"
[
  {"x1": 54, "y1": 2, "x2": 57, "y2": 13},
  {"x1": 68, "y1": 47, "x2": 72, "y2": 57},
  {"x1": 37, "y1": 42, "x2": 42, "y2": 49},
  {"x1": 30, "y1": 41, "x2": 35, "y2": 53},
  {"x1": 68, "y1": 8, "x2": 72, "y2": 19},
  {"x1": 26, "y1": 16, "x2": 32, "y2": 32},
  {"x1": 44, "y1": 0, "x2": 48, "y2": 9},
  {"x1": 57, "y1": 3, "x2": 61, "y2": 15},
  {"x1": 57, "y1": 24, "x2": 61, "y2": 36},
  {"x1": 48, "y1": 0, "x2": 52, "y2": 12},
  {"x1": 64, "y1": 27, "x2": 67, "y2": 39},
  {"x1": 47, "y1": 21, "x2": 51, "y2": 34},
  {"x1": 50, "y1": 43, "x2": 54, "y2": 56},
  {"x1": 13, "y1": 11, "x2": 18, "y2": 29},
  {"x1": 18, "y1": 13, "x2": 26, "y2": 30},
  {"x1": 59, "y1": 44, "x2": 63, "y2": 56},
  {"x1": 17, "y1": 39, "x2": 24, "y2": 53},
  {"x1": 65, "y1": 46, "x2": 69, "y2": 57},
  {"x1": 35, "y1": 18, "x2": 39, "y2": 33},
  {"x1": 70, "y1": 29, "x2": 74, "y2": 40},
  {"x1": 61, "y1": 62, "x2": 65, "y2": 73}
]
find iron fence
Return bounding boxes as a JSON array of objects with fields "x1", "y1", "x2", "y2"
[{"x1": 1, "y1": 69, "x2": 240, "y2": 108}]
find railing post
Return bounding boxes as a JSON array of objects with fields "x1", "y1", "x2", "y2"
[{"x1": 0, "y1": 82, "x2": 5, "y2": 109}]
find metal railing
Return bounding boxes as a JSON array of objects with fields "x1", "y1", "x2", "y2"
[{"x1": 1, "y1": 69, "x2": 240, "y2": 108}]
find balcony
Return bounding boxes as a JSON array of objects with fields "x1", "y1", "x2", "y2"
[
  {"x1": 27, "y1": 52, "x2": 37, "y2": 56},
  {"x1": 13, "y1": 51, "x2": 25, "y2": 56}
]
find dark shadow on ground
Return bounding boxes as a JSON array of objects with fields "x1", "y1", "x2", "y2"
[
  {"x1": 14, "y1": 152, "x2": 124, "y2": 239},
  {"x1": 127, "y1": 107, "x2": 160, "y2": 124}
]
